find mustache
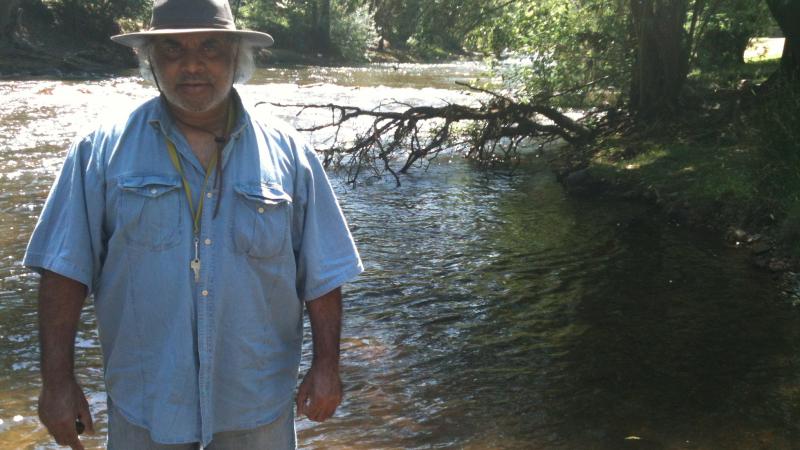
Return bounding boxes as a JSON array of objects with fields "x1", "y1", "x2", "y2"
[{"x1": 177, "y1": 76, "x2": 214, "y2": 84}]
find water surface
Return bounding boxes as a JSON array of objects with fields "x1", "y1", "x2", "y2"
[{"x1": 1, "y1": 64, "x2": 800, "y2": 450}]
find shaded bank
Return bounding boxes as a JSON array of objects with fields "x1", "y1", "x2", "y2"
[
  {"x1": 548, "y1": 60, "x2": 800, "y2": 300},
  {"x1": 0, "y1": 8, "x2": 468, "y2": 80}
]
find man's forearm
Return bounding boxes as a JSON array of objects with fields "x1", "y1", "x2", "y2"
[
  {"x1": 306, "y1": 287, "x2": 342, "y2": 369},
  {"x1": 297, "y1": 287, "x2": 344, "y2": 421},
  {"x1": 38, "y1": 271, "x2": 87, "y2": 385}
]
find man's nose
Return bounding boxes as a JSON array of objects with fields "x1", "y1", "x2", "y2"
[{"x1": 180, "y1": 49, "x2": 207, "y2": 73}]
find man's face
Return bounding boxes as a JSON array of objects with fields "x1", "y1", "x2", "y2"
[{"x1": 149, "y1": 32, "x2": 239, "y2": 114}]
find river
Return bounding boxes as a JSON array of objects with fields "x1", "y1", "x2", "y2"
[{"x1": 2, "y1": 63, "x2": 800, "y2": 449}]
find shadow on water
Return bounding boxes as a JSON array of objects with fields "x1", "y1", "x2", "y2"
[{"x1": 301, "y1": 158, "x2": 800, "y2": 450}]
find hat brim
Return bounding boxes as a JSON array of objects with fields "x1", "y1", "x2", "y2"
[{"x1": 111, "y1": 28, "x2": 274, "y2": 49}]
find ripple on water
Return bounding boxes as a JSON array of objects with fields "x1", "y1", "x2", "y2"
[{"x1": 4, "y1": 68, "x2": 800, "y2": 450}]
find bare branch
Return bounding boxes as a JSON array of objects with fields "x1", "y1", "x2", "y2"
[{"x1": 260, "y1": 88, "x2": 598, "y2": 185}]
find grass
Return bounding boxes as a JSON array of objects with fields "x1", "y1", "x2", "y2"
[
  {"x1": 581, "y1": 59, "x2": 800, "y2": 247},
  {"x1": 588, "y1": 136, "x2": 770, "y2": 227},
  {"x1": 688, "y1": 59, "x2": 780, "y2": 90}
]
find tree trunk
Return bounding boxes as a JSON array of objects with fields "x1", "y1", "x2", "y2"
[
  {"x1": 629, "y1": 0, "x2": 690, "y2": 118},
  {"x1": 0, "y1": 0, "x2": 19, "y2": 43},
  {"x1": 311, "y1": 0, "x2": 331, "y2": 54},
  {"x1": 767, "y1": 0, "x2": 800, "y2": 81}
]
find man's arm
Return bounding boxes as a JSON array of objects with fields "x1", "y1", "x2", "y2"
[
  {"x1": 37, "y1": 270, "x2": 95, "y2": 450},
  {"x1": 296, "y1": 287, "x2": 343, "y2": 422}
]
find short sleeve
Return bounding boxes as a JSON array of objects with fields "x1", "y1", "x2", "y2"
[
  {"x1": 293, "y1": 147, "x2": 363, "y2": 302},
  {"x1": 23, "y1": 135, "x2": 106, "y2": 294}
]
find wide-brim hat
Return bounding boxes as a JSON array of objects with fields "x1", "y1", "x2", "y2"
[{"x1": 111, "y1": 0, "x2": 273, "y2": 49}]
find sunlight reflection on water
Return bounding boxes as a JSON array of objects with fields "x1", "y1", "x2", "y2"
[{"x1": 2, "y1": 63, "x2": 800, "y2": 450}]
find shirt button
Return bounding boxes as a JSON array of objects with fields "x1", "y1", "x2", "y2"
[
  {"x1": 258, "y1": 207, "x2": 265, "y2": 214},
  {"x1": 207, "y1": 192, "x2": 213, "y2": 198},
  {"x1": 201, "y1": 290, "x2": 209, "y2": 297},
  {"x1": 204, "y1": 238, "x2": 212, "y2": 245},
  {"x1": 150, "y1": 188, "x2": 157, "y2": 194}
]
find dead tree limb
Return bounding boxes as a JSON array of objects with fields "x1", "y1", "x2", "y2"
[{"x1": 258, "y1": 83, "x2": 600, "y2": 186}]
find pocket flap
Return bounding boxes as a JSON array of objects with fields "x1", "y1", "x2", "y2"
[
  {"x1": 119, "y1": 175, "x2": 182, "y2": 198},
  {"x1": 234, "y1": 183, "x2": 292, "y2": 205}
]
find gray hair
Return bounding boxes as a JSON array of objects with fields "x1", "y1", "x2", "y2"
[{"x1": 135, "y1": 37, "x2": 257, "y2": 85}]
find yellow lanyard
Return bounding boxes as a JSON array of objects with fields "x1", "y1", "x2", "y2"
[
  {"x1": 164, "y1": 102, "x2": 236, "y2": 237},
  {"x1": 164, "y1": 102, "x2": 235, "y2": 283},
  {"x1": 165, "y1": 143, "x2": 217, "y2": 237}
]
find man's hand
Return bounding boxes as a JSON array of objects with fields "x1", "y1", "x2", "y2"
[
  {"x1": 297, "y1": 287, "x2": 344, "y2": 422},
  {"x1": 37, "y1": 271, "x2": 90, "y2": 448},
  {"x1": 296, "y1": 363, "x2": 343, "y2": 422},
  {"x1": 38, "y1": 378, "x2": 94, "y2": 450}
]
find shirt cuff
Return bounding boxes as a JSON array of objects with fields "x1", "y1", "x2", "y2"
[
  {"x1": 302, "y1": 259, "x2": 364, "y2": 302},
  {"x1": 23, "y1": 252, "x2": 93, "y2": 293}
]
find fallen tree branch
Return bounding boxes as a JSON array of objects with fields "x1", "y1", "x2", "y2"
[{"x1": 258, "y1": 82, "x2": 600, "y2": 186}]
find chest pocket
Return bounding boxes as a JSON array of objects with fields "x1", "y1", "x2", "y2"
[
  {"x1": 118, "y1": 175, "x2": 183, "y2": 251},
  {"x1": 230, "y1": 182, "x2": 292, "y2": 259}
]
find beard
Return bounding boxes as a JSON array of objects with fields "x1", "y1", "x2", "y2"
[{"x1": 150, "y1": 63, "x2": 235, "y2": 115}]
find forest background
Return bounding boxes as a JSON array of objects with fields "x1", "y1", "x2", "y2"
[{"x1": 2, "y1": 0, "x2": 800, "y2": 270}]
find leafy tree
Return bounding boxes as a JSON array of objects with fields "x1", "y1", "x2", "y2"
[
  {"x1": 469, "y1": 0, "x2": 777, "y2": 118},
  {"x1": 469, "y1": 1, "x2": 632, "y2": 106},
  {"x1": 688, "y1": 0, "x2": 773, "y2": 68},
  {"x1": 329, "y1": 0, "x2": 376, "y2": 61},
  {"x1": 366, "y1": 0, "x2": 419, "y2": 48},
  {"x1": 241, "y1": 0, "x2": 374, "y2": 58},
  {"x1": 46, "y1": 0, "x2": 150, "y2": 39}
]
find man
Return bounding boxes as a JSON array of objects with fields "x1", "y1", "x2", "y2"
[{"x1": 23, "y1": 0, "x2": 363, "y2": 448}]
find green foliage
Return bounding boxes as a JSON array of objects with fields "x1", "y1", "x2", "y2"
[
  {"x1": 240, "y1": 0, "x2": 375, "y2": 60},
  {"x1": 689, "y1": 0, "x2": 774, "y2": 69},
  {"x1": 688, "y1": 59, "x2": 778, "y2": 91},
  {"x1": 239, "y1": 0, "x2": 313, "y2": 51},
  {"x1": 42, "y1": 0, "x2": 149, "y2": 39},
  {"x1": 409, "y1": 0, "x2": 481, "y2": 52},
  {"x1": 588, "y1": 134, "x2": 771, "y2": 231},
  {"x1": 367, "y1": 0, "x2": 496, "y2": 53},
  {"x1": 368, "y1": 0, "x2": 420, "y2": 48},
  {"x1": 463, "y1": 0, "x2": 777, "y2": 109},
  {"x1": 329, "y1": 1, "x2": 376, "y2": 61},
  {"x1": 19, "y1": 0, "x2": 789, "y2": 88},
  {"x1": 470, "y1": 0, "x2": 631, "y2": 106}
]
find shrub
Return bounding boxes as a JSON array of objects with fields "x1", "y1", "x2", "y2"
[{"x1": 330, "y1": 0, "x2": 376, "y2": 62}]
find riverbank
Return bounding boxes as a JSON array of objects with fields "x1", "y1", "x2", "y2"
[
  {"x1": 0, "y1": 31, "x2": 471, "y2": 79},
  {"x1": 553, "y1": 59, "x2": 800, "y2": 288}
]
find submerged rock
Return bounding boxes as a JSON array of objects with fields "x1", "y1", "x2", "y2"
[{"x1": 562, "y1": 168, "x2": 607, "y2": 195}]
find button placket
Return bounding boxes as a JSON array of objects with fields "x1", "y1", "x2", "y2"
[{"x1": 195, "y1": 183, "x2": 216, "y2": 444}]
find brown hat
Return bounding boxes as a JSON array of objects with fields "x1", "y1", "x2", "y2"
[{"x1": 111, "y1": 0, "x2": 273, "y2": 48}]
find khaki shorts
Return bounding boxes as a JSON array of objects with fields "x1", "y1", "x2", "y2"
[{"x1": 107, "y1": 402, "x2": 296, "y2": 450}]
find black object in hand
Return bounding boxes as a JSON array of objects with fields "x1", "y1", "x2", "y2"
[{"x1": 75, "y1": 419, "x2": 85, "y2": 435}]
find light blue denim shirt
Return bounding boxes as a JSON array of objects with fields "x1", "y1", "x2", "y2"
[{"x1": 23, "y1": 90, "x2": 363, "y2": 446}]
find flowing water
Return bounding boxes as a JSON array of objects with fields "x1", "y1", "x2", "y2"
[{"x1": 2, "y1": 63, "x2": 800, "y2": 450}]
